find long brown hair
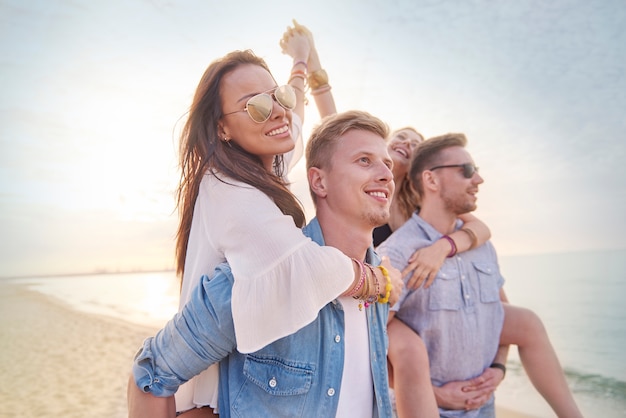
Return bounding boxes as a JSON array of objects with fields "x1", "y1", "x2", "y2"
[
  {"x1": 175, "y1": 50, "x2": 305, "y2": 279},
  {"x1": 396, "y1": 173, "x2": 421, "y2": 221}
]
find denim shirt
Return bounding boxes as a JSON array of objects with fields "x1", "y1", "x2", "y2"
[
  {"x1": 377, "y1": 213, "x2": 505, "y2": 418},
  {"x1": 133, "y1": 217, "x2": 392, "y2": 417}
]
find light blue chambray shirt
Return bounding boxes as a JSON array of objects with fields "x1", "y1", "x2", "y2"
[
  {"x1": 377, "y1": 212, "x2": 505, "y2": 418},
  {"x1": 133, "y1": 217, "x2": 392, "y2": 417}
]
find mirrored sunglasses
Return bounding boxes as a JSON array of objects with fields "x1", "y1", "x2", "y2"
[
  {"x1": 223, "y1": 84, "x2": 296, "y2": 123},
  {"x1": 429, "y1": 163, "x2": 479, "y2": 179}
]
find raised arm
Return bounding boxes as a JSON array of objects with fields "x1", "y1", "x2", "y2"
[
  {"x1": 281, "y1": 19, "x2": 337, "y2": 118},
  {"x1": 401, "y1": 213, "x2": 491, "y2": 289},
  {"x1": 279, "y1": 22, "x2": 310, "y2": 122}
]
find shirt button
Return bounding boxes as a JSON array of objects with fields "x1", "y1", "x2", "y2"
[
  {"x1": 269, "y1": 378, "x2": 277, "y2": 388},
  {"x1": 461, "y1": 275, "x2": 466, "y2": 280},
  {"x1": 465, "y1": 294, "x2": 470, "y2": 299},
  {"x1": 327, "y1": 388, "x2": 335, "y2": 396},
  {"x1": 335, "y1": 335, "x2": 341, "y2": 343}
]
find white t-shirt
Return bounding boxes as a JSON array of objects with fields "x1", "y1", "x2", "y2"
[
  {"x1": 335, "y1": 297, "x2": 374, "y2": 418},
  {"x1": 175, "y1": 114, "x2": 355, "y2": 412}
]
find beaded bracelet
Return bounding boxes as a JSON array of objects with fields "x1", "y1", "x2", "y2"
[
  {"x1": 377, "y1": 265, "x2": 392, "y2": 304},
  {"x1": 347, "y1": 258, "x2": 366, "y2": 297},
  {"x1": 441, "y1": 235, "x2": 457, "y2": 258},
  {"x1": 363, "y1": 264, "x2": 380, "y2": 308},
  {"x1": 355, "y1": 262, "x2": 370, "y2": 311}
]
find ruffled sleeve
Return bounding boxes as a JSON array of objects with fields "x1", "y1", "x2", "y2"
[{"x1": 204, "y1": 176, "x2": 354, "y2": 353}]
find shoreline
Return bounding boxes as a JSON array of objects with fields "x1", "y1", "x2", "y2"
[
  {"x1": 0, "y1": 280, "x2": 534, "y2": 417},
  {"x1": 0, "y1": 281, "x2": 158, "y2": 418}
]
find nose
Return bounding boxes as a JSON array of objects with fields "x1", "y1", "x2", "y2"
[
  {"x1": 270, "y1": 95, "x2": 288, "y2": 120},
  {"x1": 377, "y1": 161, "x2": 394, "y2": 184},
  {"x1": 472, "y1": 171, "x2": 484, "y2": 184}
]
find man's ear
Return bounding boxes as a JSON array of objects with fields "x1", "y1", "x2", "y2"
[
  {"x1": 422, "y1": 170, "x2": 439, "y2": 192},
  {"x1": 308, "y1": 167, "x2": 328, "y2": 199}
]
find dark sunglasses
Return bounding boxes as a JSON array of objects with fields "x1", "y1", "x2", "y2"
[
  {"x1": 223, "y1": 85, "x2": 296, "y2": 123},
  {"x1": 429, "y1": 163, "x2": 479, "y2": 179}
]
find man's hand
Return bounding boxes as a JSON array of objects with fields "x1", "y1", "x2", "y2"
[
  {"x1": 433, "y1": 380, "x2": 481, "y2": 410},
  {"x1": 434, "y1": 366, "x2": 505, "y2": 411}
]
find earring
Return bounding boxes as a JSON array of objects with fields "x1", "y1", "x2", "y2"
[{"x1": 223, "y1": 137, "x2": 232, "y2": 147}]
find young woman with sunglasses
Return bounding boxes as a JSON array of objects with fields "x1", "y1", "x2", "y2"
[
  {"x1": 382, "y1": 132, "x2": 582, "y2": 417},
  {"x1": 170, "y1": 31, "x2": 397, "y2": 416}
]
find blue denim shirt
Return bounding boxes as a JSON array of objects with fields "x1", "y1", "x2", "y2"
[
  {"x1": 377, "y1": 213, "x2": 505, "y2": 418},
  {"x1": 133, "y1": 217, "x2": 392, "y2": 417}
]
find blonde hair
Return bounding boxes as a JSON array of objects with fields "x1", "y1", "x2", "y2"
[{"x1": 306, "y1": 110, "x2": 389, "y2": 204}]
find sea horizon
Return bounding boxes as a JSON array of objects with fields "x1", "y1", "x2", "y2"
[{"x1": 2, "y1": 246, "x2": 624, "y2": 281}]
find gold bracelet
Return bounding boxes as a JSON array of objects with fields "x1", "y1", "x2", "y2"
[
  {"x1": 307, "y1": 69, "x2": 329, "y2": 90},
  {"x1": 460, "y1": 227, "x2": 478, "y2": 250}
]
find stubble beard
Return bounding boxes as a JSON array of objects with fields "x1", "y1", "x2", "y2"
[
  {"x1": 365, "y1": 208, "x2": 391, "y2": 229},
  {"x1": 441, "y1": 191, "x2": 477, "y2": 216}
]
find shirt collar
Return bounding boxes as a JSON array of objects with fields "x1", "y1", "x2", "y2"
[
  {"x1": 303, "y1": 217, "x2": 380, "y2": 265},
  {"x1": 412, "y1": 212, "x2": 463, "y2": 242}
]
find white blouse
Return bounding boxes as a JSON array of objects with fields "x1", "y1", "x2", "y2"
[{"x1": 175, "y1": 114, "x2": 354, "y2": 412}]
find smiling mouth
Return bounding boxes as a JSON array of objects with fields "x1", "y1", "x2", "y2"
[
  {"x1": 367, "y1": 191, "x2": 388, "y2": 199},
  {"x1": 267, "y1": 125, "x2": 289, "y2": 136},
  {"x1": 393, "y1": 147, "x2": 409, "y2": 158}
]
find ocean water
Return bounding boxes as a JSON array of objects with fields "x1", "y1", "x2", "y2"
[
  {"x1": 496, "y1": 249, "x2": 626, "y2": 417},
  {"x1": 6, "y1": 249, "x2": 626, "y2": 417}
]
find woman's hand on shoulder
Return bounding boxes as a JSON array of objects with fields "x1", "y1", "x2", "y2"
[{"x1": 401, "y1": 239, "x2": 450, "y2": 289}]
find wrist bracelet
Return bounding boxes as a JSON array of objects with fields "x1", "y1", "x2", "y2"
[
  {"x1": 490, "y1": 362, "x2": 506, "y2": 378},
  {"x1": 460, "y1": 227, "x2": 478, "y2": 250},
  {"x1": 348, "y1": 258, "x2": 366, "y2": 297},
  {"x1": 377, "y1": 265, "x2": 392, "y2": 304},
  {"x1": 293, "y1": 60, "x2": 308, "y2": 71},
  {"x1": 307, "y1": 69, "x2": 329, "y2": 90},
  {"x1": 441, "y1": 235, "x2": 457, "y2": 258}
]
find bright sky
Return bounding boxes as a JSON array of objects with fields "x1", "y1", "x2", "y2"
[{"x1": 1, "y1": 0, "x2": 625, "y2": 277}]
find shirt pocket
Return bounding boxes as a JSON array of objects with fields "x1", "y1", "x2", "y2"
[
  {"x1": 232, "y1": 354, "x2": 314, "y2": 417},
  {"x1": 473, "y1": 262, "x2": 500, "y2": 303},
  {"x1": 428, "y1": 266, "x2": 463, "y2": 311}
]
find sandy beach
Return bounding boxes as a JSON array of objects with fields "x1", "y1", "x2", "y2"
[
  {"x1": 0, "y1": 281, "x2": 157, "y2": 418},
  {"x1": 0, "y1": 280, "x2": 534, "y2": 418}
]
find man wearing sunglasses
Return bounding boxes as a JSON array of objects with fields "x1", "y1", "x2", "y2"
[{"x1": 378, "y1": 133, "x2": 508, "y2": 417}]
